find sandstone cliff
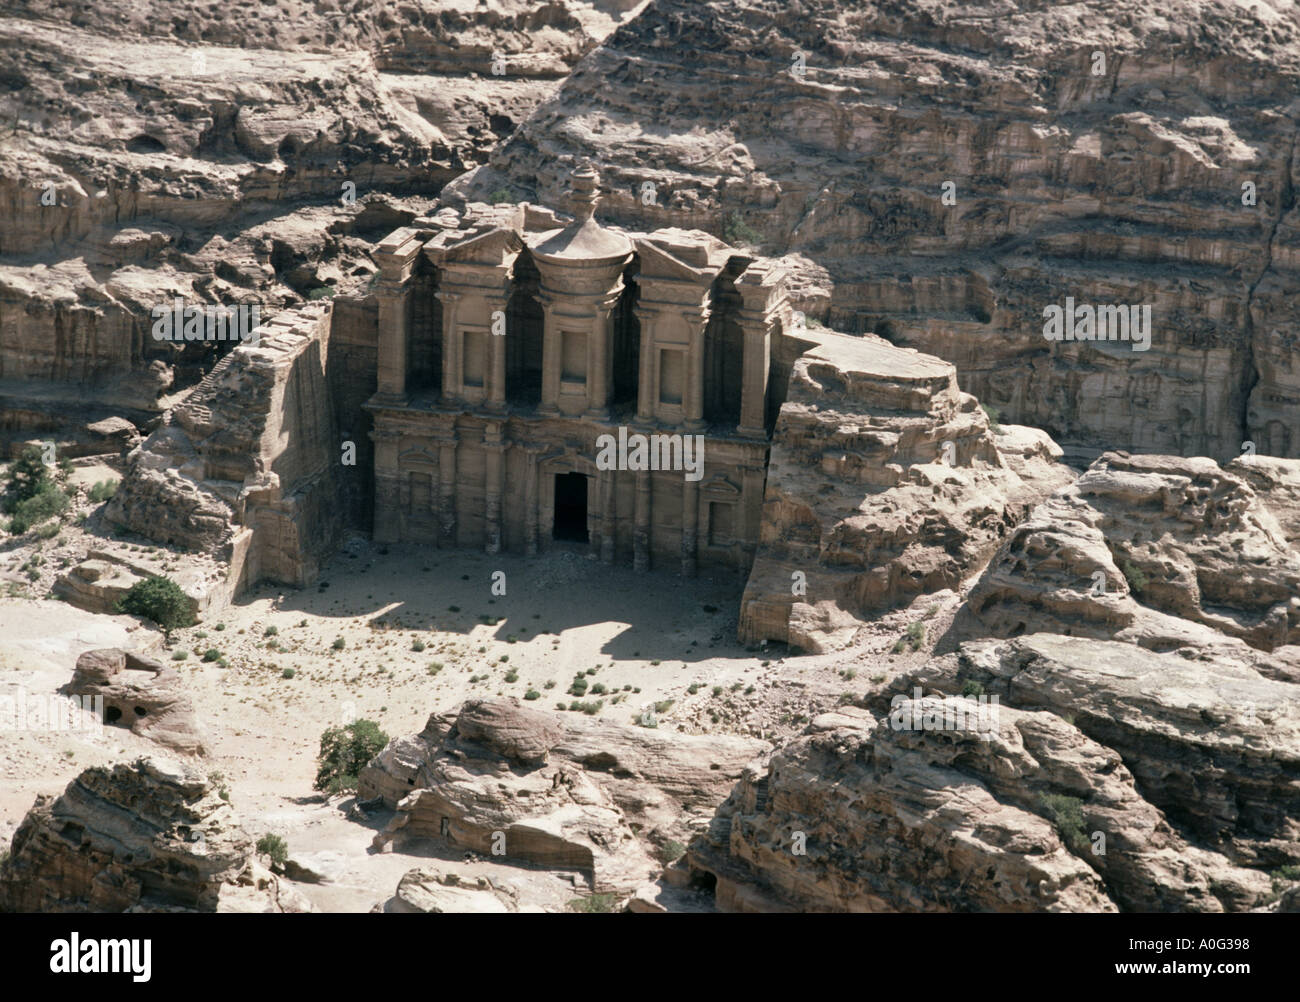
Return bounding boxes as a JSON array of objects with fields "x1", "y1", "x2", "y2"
[
  {"x1": 0, "y1": 757, "x2": 314, "y2": 912},
  {"x1": 465, "y1": 0, "x2": 1300, "y2": 460},
  {"x1": 360, "y1": 697, "x2": 767, "y2": 896},
  {"x1": 740, "y1": 329, "x2": 1070, "y2": 652},
  {"x1": 690, "y1": 635, "x2": 1298, "y2": 912}
]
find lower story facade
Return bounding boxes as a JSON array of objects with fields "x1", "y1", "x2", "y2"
[{"x1": 367, "y1": 403, "x2": 769, "y2": 576}]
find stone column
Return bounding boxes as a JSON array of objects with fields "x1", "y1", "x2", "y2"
[
  {"x1": 524, "y1": 450, "x2": 539, "y2": 557},
  {"x1": 740, "y1": 458, "x2": 766, "y2": 575},
  {"x1": 684, "y1": 307, "x2": 708, "y2": 431},
  {"x1": 371, "y1": 425, "x2": 403, "y2": 543},
  {"x1": 437, "y1": 432, "x2": 458, "y2": 547},
  {"x1": 373, "y1": 230, "x2": 422, "y2": 404},
  {"x1": 436, "y1": 290, "x2": 461, "y2": 405},
  {"x1": 486, "y1": 292, "x2": 509, "y2": 412},
  {"x1": 634, "y1": 469, "x2": 652, "y2": 572},
  {"x1": 484, "y1": 424, "x2": 504, "y2": 554},
  {"x1": 635, "y1": 305, "x2": 656, "y2": 422},
  {"x1": 539, "y1": 299, "x2": 561, "y2": 416},
  {"x1": 681, "y1": 478, "x2": 698, "y2": 578},
  {"x1": 600, "y1": 471, "x2": 616, "y2": 564},
  {"x1": 375, "y1": 279, "x2": 411, "y2": 403},
  {"x1": 738, "y1": 315, "x2": 771, "y2": 438}
]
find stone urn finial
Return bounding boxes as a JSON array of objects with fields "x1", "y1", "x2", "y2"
[{"x1": 569, "y1": 161, "x2": 600, "y2": 223}]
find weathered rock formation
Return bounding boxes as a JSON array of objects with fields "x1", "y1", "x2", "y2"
[
  {"x1": 0, "y1": 0, "x2": 641, "y2": 454},
  {"x1": 466, "y1": 0, "x2": 1300, "y2": 460},
  {"x1": 383, "y1": 867, "x2": 520, "y2": 914},
  {"x1": 739, "y1": 330, "x2": 1069, "y2": 652},
  {"x1": 0, "y1": 757, "x2": 314, "y2": 912},
  {"x1": 690, "y1": 634, "x2": 1298, "y2": 912},
  {"x1": 965, "y1": 451, "x2": 1300, "y2": 653},
  {"x1": 87, "y1": 304, "x2": 349, "y2": 606},
  {"x1": 66, "y1": 648, "x2": 206, "y2": 755},
  {"x1": 360, "y1": 697, "x2": 767, "y2": 895}
]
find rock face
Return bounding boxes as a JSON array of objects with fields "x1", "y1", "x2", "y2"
[
  {"x1": 468, "y1": 0, "x2": 1300, "y2": 460},
  {"x1": 965, "y1": 451, "x2": 1300, "y2": 652},
  {"x1": 384, "y1": 868, "x2": 519, "y2": 914},
  {"x1": 0, "y1": 757, "x2": 314, "y2": 913},
  {"x1": 360, "y1": 697, "x2": 767, "y2": 895},
  {"x1": 67, "y1": 648, "x2": 206, "y2": 755},
  {"x1": 96, "y1": 304, "x2": 348, "y2": 603},
  {"x1": 690, "y1": 635, "x2": 1298, "y2": 912},
  {"x1": 0, "y1": 0, "x2": 640, "y2": 455},
  {"x1": 739, "y1": 331, "x2": 1068, "y2": 652}
]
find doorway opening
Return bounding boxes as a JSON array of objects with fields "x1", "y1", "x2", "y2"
[{"x1": 553, "y1": 472, "x2": 589, "y2": 543}]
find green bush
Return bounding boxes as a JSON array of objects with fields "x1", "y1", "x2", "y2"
[
  {"x1": 8, "y1": 482, "x2": 69, "y2": 534},
  {"x1": 117, "y1": 575, "x2": 194, "y2": 632},
  {"x1": 202, "y1": 648, "x2": 221, "y2": 662},
  {"x1": 256, "y1": 834, "x2": 289, "y2": 867},
  {"x1": 1039, "y1": 793, "x2": 1088, "y2": 852},
  {"x1": 411, "y1": 639, "x2": 426, "y2": 652},
  {"x1": 1121, "y1": 560, "x2": 1147, "y2": 596},
  {"x1": 88, "y1": 479, "x2": 119, "y2": 502},
  {"x1": 282, "y1": 668, "x2": 295, "y2": 679},
  {"x1": 656, "y1": 840, "x2": 686, "y2": 865},
  {"x1": 566, "y1": 893, "x2": 617, "y2": 913},
  {"x1": 2, "y1": 444, "x2": 53, "y2": 509},
  {"x1": 332, "y1": 636, "x2": 346, "y2": 650},
  {"x1": 961, "y1": 680, "x2": 985, "y2": 697},
  {"x1": 723, "y1": 210, "x2": 762, "y2": 248},
  {"x1": 314, "y1": 719, "x2": 389, "y2": 795},
  {"x1": 523, "y1": 689, "x2": 541, "y2": 701},
  {"x1": 171, "y1": 649, "x2": 189, "y2": 661}
]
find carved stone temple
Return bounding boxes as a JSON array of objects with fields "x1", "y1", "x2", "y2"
[{"x1": 365, "y1": 165, "x2": 793, "y2": 577}]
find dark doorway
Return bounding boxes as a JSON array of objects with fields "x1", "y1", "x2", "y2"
[{"x1": 553, "y1": 472, "x2": 589, "y2": 542}]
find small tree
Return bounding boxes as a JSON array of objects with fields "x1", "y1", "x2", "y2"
[
  {"x1": 314, "y1": 719, "x2": 389, "y2": 795},
  {"x1": 256, "y1": 834, "x2": 288, "y2": 867},
  {"x1": 117, "y1": 575, "x2": 194, "y2": 633},
  {"x1": 2, "y1": 445, "x2": 52, "y2": 510}
]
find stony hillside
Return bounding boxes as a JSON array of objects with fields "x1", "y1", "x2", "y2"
[{"x1": 463, "y1": 0, "x2": 1300, "y2": 461}]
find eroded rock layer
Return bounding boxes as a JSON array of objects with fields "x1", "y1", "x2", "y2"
[
  {"x1": 360, "y1": 697, "x2": 767, "y2": 895},
  {"x1": 690, "y1": 635, "x2": 1298, "y2": 912},
  {"x1": 739, "y1": 331, "x2": 1070, "y2": 652},
  {"x1": 468, "y1": 0, "x2": 1300, "y2": 459},
  {"x1": 0, "y1": 757, "x2": 314, "y2": 913}
]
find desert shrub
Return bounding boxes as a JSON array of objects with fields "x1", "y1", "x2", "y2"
[
  {"x1": 656, "y1": 840, "x2": 686, "y2": 865},
  {"x1": 1038, "y1": 793, "x2": 1087, "y2": 852},
  {"x1": 256, "y1": 834, "x2": 288, "y2": 866},
  {"x1": 282, "y1": 668, "x2": 295, "y2": 679},
  {"x1": 332, "y1": 636, "x2": 346, "y2": 650},
  {"x1": 1121, "y1": 560, "x2": 1147, "y2": 596},
  {"x1": 981, "y1": 403, "x2": 1002, "y2": 432},
  {"x1": 117, "y1": 575, "x2": 194, "y2": 632},
  {"x1": 88, "y1": 479, "x2": 119, "y2": 502},
  {"x1": 314, "y1": 719, "x2": 389, "y2": 794},
  {"x1": 3, "y1": 444, "x2": 53, "y2": 508},
  {"x1": 961, "y1": 680, "x2": 985, "y2": 697},
  {"x1": 411, "y1": 639, "x2": 426, "y2": 652},
  {"x1": 264, "y1": 625, "x2": 278, "y2": 637},
  {"x1": 723, "y1": 210, "x2": 762, "y2": 248},
  {"x1": 568, "y1": 676, "x2": 589, "y2": 697},
  {"x1": 523, "y1": 689, "x2": 540, "y2": 701},
  {"x1": 171, "y1": 649, "x2": 189, "y2": 661},
  {"x1": 202, "y1": 648, "x2": 221, "y2": 662},
  {"x1": 8, "y1": 483, "x2": 69, "y2": 534},
  {"x1": 567, "y1": 893, "x2": 618, "y2": 913}
]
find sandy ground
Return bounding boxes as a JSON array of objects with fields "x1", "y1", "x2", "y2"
[{"x1": 0, "y1": 479, "x2": 958, "y2": 911}]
